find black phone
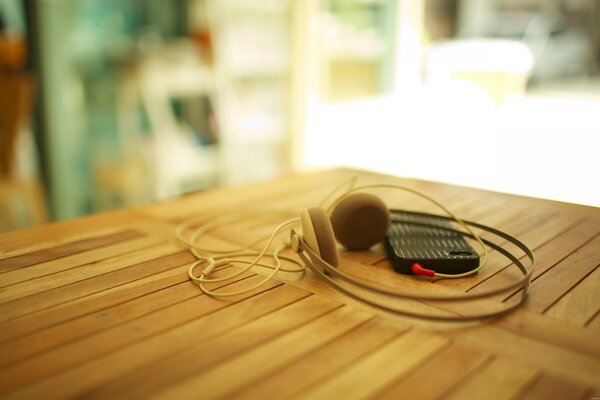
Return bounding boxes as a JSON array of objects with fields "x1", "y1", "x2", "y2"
[{"x1": 384, "y1": 210, "x2": 480, "y2": 275}]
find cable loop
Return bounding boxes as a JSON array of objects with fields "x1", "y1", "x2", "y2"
[{"x1": 175, "y1": 176, "x2": 531, "y2": 321}]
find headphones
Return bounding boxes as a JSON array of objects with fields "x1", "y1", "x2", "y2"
[{"x1": 178, "y1": 179, "x2": 535, "y2": 322}]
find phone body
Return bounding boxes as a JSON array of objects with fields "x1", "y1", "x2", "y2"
[{"x1": 384, "y1": 210, "x2": 480, "y2": 275}]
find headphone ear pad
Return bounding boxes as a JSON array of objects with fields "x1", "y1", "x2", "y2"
[
  {"x1": 300, "y1": 207, "x2": 339, "y2": 268},
  {"x1": 330, "y1": 192, "x2": 390, "y2": 250}
]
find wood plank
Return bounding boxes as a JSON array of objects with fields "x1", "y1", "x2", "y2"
[
  {"x1": 469, "y1": 220, "x2": 599, "y2": 299},
  {"x1": 0, "y1": 280, "x2": 196, "y2": 368},
  {"x1": 443, "y1": 357, "x2": 538, "y2": 400},
  {"x1": 0, "y1": 235, "x2": 166, "y2": 300},
  {"x1": 4, "y1": 284, "x2": 312, "y2": 399},
  {"x1": 0, "y1": 250, "x2": 195, "y2": 323},
  {"x1": 134, "y1": 169, "x2": 352, "y2": 222},
  {"x1": 289, "y1": 330, "x2": 449, "y2": 400},
  {"x1": 0, "y1": 209, "x2": 147, "y2": 258},
  {"x1": 442, "y1": 213, "x2": 580, "y2": 293},
  {"x1": 376, "y1": 343, "x2": 491, "y2": 400},
  {"x1": 388, "y1": 189, "x2": 498, "y2": 218},
  {"x1": 492, "y1": 209, "x2": 559, "y2": 238},
  {"x1": 462, "y1": 207, "x2": 557, "y2": 273},
  {"x1": 0, "y1": 276, "x2": 283, "y2": 394},
  {"x1": 587, "y1": 310, "x2": 600, "y2": 330},
  {"x1": 468, "y1": 201, "x2": 534, "y2": 230},
  {"x1": 146, "y1": 306, "x2": 376, "y2": 399},
  {"x1": 0, "y1": 263, "x2": 188, "y2": 342},
  {"x1": 447, "y1": 196, "x2": 505, "y2": 218},
  {"x1": 141, "y1": 168, "x2": 504, "y2": 232},
  {"x1": 0, "y1": 230, "x2": 143, "y2": 273},
  {"x1": 0, "y1": 267, "x2": 255, "y2": 368},
  {"x1": 491, "y1": 307, "x2": 600, "y2": 359},
  {"x1": 0, "y1": 226, "x2": 276, "y2": 342},
  {"x1": 444, "y1": 322, "x2": 600, "y2": 390},
  {"x1": 545, "y1": 265, "x2": 600, "y2": 326},
  {"x1": 522, "y1": 374, "x2": 590, "y2": 400},
  {"x1": 227, "y1": 317, "x2": 408, "y2": 400},
  {"x1": 78, "y1": 295, "x2": 344, "y2": 399},
  {"x1": 521, "y1": 233, "x2": 600, "y2": 314}
]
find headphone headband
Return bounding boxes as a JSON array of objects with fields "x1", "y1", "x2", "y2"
[
  {"x1": 179, "y1": 177, "x2": 536, "y2": 322},
  {"x1": 291, "y1": 209, "x2": 534, "y2": 321}
]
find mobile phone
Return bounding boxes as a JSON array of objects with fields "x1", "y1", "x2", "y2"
[{"x1": 384, "y1": 210, "x2": 480, "y2": 275}]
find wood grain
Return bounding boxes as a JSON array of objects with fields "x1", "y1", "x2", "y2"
[
  {"x1": 228, "y1": 317, "x2": 408, "y2": 400},
  {"x1": 469, "y1": 220, "x2": 599, "y2": 300},
  {"x1": 442, "y1": 357, "x2": 538, "y2": 400},
  {"x1": 521, "y1": 233, "x2": 600, "y2": 313},
  {"x1": 0, "y1": 250, "x2": 194, "y2": 323},
  {"x1": 0, "y1": 210, "x2": 147, "y2": 258},
  {"x1": 376, "y1": 343, "x2": 492, "y2": 400},
  {"x1": 0, "y1": 235, "x2": 166, "y2": 300},
  {"x1": 522, "y1": 374, "x2": 590, "y2": 400},
  {"x1": 0, "y1": 268, "x2": 255, "y2": 368},
  {"x1": 444, "y1": 320, "x2": 600, "y2": 390},
  {"x1": 587, "y1": 310, "x2": 600, "y2": 330},
  {"x1": 84, "y1": 295, "x2": 344, "y2": 399},
  {"x1": 2, "y1": 283, "x2": 310, "y2": 398},
  {"x1": 0, "y1": 263, "x2": 189, "y2": 342},
  {"x1": 0, "y1": 167, "x2": 598, "y2": 399},
  {"x1": 156, "y1": 305, "x2": 377, "y2": 399},
  {"x1": 291, "y1": 330, "x2": 449, "y2": 399},
  {"x1": 544, "y1": 265, "x2": 600, "y2": 326},
  {"x1": 0, "y1": 230, "x2": 143, "y2": 272}
]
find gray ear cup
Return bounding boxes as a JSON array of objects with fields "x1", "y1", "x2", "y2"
[
  {"x1": 330, "y1": 193, "x2": 390, "y2": 250},
  {"x1": 300, "y1": 207, "x2": 339, "y2": 267}
]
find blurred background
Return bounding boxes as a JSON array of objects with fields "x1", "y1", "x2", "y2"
[{"x1": 1, "y1": 0, "x2": 599, "y2": 232}]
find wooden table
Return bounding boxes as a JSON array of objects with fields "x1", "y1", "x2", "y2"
[{"x1": 0, "y1": 168, "x2": 598, "y2": 399}]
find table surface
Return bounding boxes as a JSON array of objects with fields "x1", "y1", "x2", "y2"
[{"x1": 0, "y1": 168, "x2": 598, "y2": 399}]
